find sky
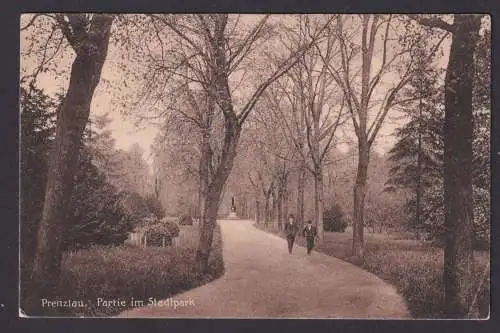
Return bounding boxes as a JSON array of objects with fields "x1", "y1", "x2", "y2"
[{"x1": 20, "y1": 14, "x2": 454, "y2": 166}]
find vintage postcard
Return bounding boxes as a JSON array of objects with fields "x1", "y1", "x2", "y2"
[{"x1": 19, "y1": 13, "x2": 490, "y2": 319}]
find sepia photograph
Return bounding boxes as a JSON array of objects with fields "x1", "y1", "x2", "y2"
[{"x1": 19, "y1": 13, "x2": 491, "y2": 319}]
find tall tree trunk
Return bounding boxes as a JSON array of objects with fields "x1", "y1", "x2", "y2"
[
  {"x1": 283, "y1": 185, "x2": 288, "y2": 230},
  {"x1": 241, "y1": 195, "x2": 247, "y2": 218},
  {"x1": 352, "y1": 145, "x2": 370, "y2": 258},
  {"x1": 296, "y1": 164, "x2": 306, "y2": 228},
  {"x1": 256, "y1": 198, "x2": 260, "y2": 223},
  {"x1": 415, "y1": 83, "x2": 423, "y2": 240},
  {"x1": 196, "y1": 14, "x2": 237, "y2": 272},
  {"x1": 277, "y1": 184, "x2": 283, "y2": 230},
  {"x1": 443, "y1": 14, "x2": 481, "y2": 318},
  {"x1": 264, "y1": 192, "x2": 271, "y2": 225},
  {"x1": 272, "y1": 188, "x2": 278, "y2": 227},
  {"x1": 29, "y1": 15, "x2": 114, "y2": 313},
  {"x1": 196, "y1": 116, "x2": 240, "y2": 272},
  {"x1": 314, "y1": 168, "x2": 324, "y2": 242},
  {"x1": 198, "y1": 130, "x2": 211, "y2": 223}
]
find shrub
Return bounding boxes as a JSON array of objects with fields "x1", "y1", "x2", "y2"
[
  {"x1": 63, "y1": 152, "x2": 134, "y2": 251},
  {"x1": 23, "y1": 224, "x2": 225, "y2": 317},
  {"x1": 178, "y1": 215, "x2": 194, "y2": 226},
  {"x1": 472, "y1": 186, "x2": 490, "y2": 250},
  {"x1": 144, "y1": 194, "x2": 166, "y2": 219},
  {"x1": 324, "y1": 204, "x2": 347, "y2": 232},
  {"x1": 121, "y1": 191, "x2": 151, "y2": 222},
  {"x1": 143, "y1": 220, "x2": 180, "y2": 247}
]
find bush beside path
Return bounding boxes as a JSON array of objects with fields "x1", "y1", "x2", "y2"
[{"x1": 22, "y1": 224, "x2": 224, "y2": 317}]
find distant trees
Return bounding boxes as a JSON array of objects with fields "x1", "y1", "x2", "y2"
[
  {"x1": 140, "y1": 14, "x2": 331, "y2": 271},
  {"x1": 269, "y1": 15, "x2": 345, "y2": 240},
  {"x1": 323, "y1": 204, "x2": 347, "y2": 232},
  {"x1": 151, "y1": 114, "x2": 201, "y2": 217},
  {"x1": 244, "y1": 103, "x2": 293, "y2": 227}
]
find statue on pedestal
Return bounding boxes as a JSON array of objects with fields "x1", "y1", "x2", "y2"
[
  {"x1": 228, "y1": 196, "x2": 238, "y2": 219},
  {"x1": 231, "y1": 196, "x2": 236, "y2": 212}
]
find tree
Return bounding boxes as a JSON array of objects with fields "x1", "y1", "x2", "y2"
[
  {"x1": 29, "y1": 14, "x2": 115, "y2": 307},
  {"x1": 20, "y1": 87, "x2": 56, "y2": 286},
  {"x1": 137, "y1": 14, "x2": 331, "y2": 271},
  {"x1": 151, "y1": 117, "x2": 201, "y2": 217},
  {"x1": 265, "y1": 16, "x2": 346, "y2": 241},
  {"x1": 385, "y1": 37, "x2": 444, "y2": 237},
  {"x1": 323, "y1": 15, "x2": 447, "y2": 258},
  {"x1": 387, "y1": 26, "x2": 490, "y2": 250},
  {"x1": 409, "y1": 14, "x2": 485, "y2": 318},
  {"x1": 243, "y1": 103, "x2": 295, "y2": 228}
]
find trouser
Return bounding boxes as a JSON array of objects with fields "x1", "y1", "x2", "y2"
[
  {"x1": 306, "y1": 237, "x2": 315, "y2": 254},
  {"x1": 286, "y1": 235, "x2": 296, "y2": 253}
]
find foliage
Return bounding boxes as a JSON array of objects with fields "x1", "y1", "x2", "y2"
[
  {"x1": 143, "y1": 219, "x2": 180, "y2": 247},
  {"x1": 28, "y1": 224, "x2": 224, "y2": 316},
  {"x1": 323, "y1": 204, "x2": 347, "y2": 232},
  {"x1": 426, "y1": 185, "x2": 490, "y2": 250},
  {"x1": 20, "y1": 86, "x2": 154, "y2": 255},
  {"x1": 20, "y1": 86, "x2": 57, "y2": 267},
  {"x1": 386, "y1": 30, "x2": 490, "y2": 247},
  {"x1": 472, "y1": 186, "x2": 490, "y2": 250},
  {"x1": 178, "y1": 215, "x2": 194, "y2": 226},
  {"x1": 144, "y1": 194, "x2": 166, "y2": 219},
  {"x1": 63, "y1": 150, "x2": 134, "y2": 251},
  {"x1": 120, "y1": 191, "x2": 152, "y2": 223}
]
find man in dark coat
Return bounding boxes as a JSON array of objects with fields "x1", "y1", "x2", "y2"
[
  {"x1": 284, "y1": 214, "x2": 298, "y2": 254},
  {"x1": 302, "y1": 220, "x2": 318, "y2": 255}
]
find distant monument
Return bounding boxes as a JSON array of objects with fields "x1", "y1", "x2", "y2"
[{"x1": 228, "y1": 196, "x2": 238, "y2": 219}]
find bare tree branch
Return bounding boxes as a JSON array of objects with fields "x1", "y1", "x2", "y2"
[
  {"x1": 21, "y1": 14, "x2": 41, "y2": 31},
  {"x1": 407, "y1": 14, "x2": 455, "y2": 32},
  {"x1": 237, "y1": 16, "x2": 334, "y2": 126}
]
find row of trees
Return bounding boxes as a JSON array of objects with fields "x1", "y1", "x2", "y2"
[
  {"x1": 146, "y1": 14, "x2": 490, "y2": 318},
  {"x1": 21, "y1": 14, "x2": 489, "y2": 318}
]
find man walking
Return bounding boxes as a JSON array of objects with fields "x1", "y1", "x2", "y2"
[
  {"x1": 302, "y1": 220, "x2": 317, "y2": 255},
  {"x1": 284, "y1": 214, "x2": 298, "y2": 254}
]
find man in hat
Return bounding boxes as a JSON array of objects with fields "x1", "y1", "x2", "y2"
[
  {"x1": 302, "y1": 220, "x2": 318, "y2": 255},
  {"x1": 284, "y1": 214, "x2": 298, "y2": 254}
]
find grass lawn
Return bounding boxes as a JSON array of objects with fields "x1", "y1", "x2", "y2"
[
  {"x1": 22, "y1": 224, "x2": 224, "y2": 317},
  {"x1": 255, "y1": 223, "x2": 489, "y2": 319}
]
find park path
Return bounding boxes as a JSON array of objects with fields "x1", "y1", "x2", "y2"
[{"x1": 117, "y1": 219, "x2": 409, "y2": 318}]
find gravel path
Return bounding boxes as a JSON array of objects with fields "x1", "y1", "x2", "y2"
[{"x1": 117, "y1": 219, "x2": 409, "y2": 318}]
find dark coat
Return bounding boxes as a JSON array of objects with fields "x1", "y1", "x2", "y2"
[
  {"x1": 284, "y1": 222, "x2": 298, "y2": 236},
  {"x1": 302, "y1": 224, "x2": 317, "y2": 239}
]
